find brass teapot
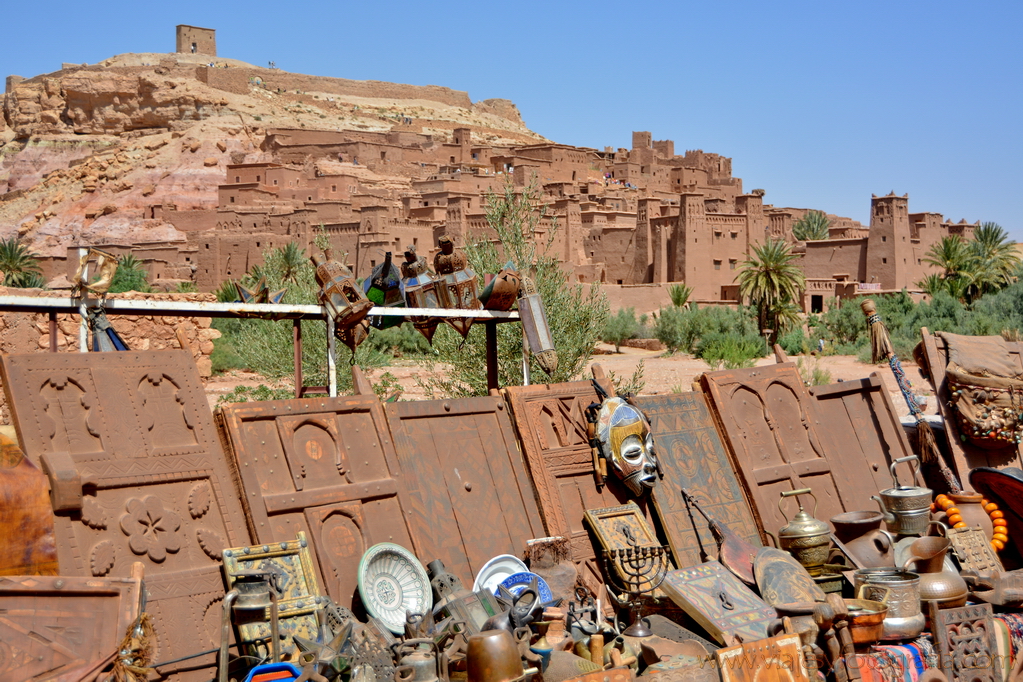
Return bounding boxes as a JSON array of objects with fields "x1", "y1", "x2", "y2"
[{"x1": 777, "y1": 488, "x2": 832, "y2": 576}]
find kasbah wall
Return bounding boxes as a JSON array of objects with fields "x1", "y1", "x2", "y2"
[{"x1": 7, "y1": 26, "x2": 980, "y2": 314}]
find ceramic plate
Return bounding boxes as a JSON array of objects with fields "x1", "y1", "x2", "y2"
[
  {"x1": 472, "y1": 554, "x2": 528, "y2": 594},
  {"x1": 358, "y1": 543, "x2": 433, "y2": 634},
  {"x1": 497, "y1": 572, "x2": 554, "y2": 602}
]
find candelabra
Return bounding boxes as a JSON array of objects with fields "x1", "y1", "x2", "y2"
[{"x1": 602, "y1": 545, "x2": 670, "y2": 637}]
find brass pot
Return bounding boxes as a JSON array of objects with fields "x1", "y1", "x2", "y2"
[
  {"x1": 466, "y1": 630, "x2": 537, "y2": 682},
  {"x1": 901, "y1": 536, "x2": 968, "y2": 609},
  {"x1": 777, "y1": 488, "x2": 832, "y2": 576},
  {"x1": 853, "y1": 569, "x2": 925, "y2": 641},
  {"x1": 844, "y1": 598, "x2": 888, "y2": 645}
]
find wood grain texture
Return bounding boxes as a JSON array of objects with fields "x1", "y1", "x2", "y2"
[
  {"x1": 918, "y1": 328, "x2": 1023, "y2": 477},
  {"x1": 384, "y1": 395, "x2": 544, "y2": 588},
  {"x1": 701, "y1": 364, "x2": 847, "y2": 535},
  {"x1": 217, "y1": 394, "x2": 416, "y2": 610},
  {"x1": 0, "y1": 574, "x2": 141, "y2": 681},
  {"x1": 715, "y1": 632, "x2": 809, "y2": 682},
  {"x1": 635, "y1": 392, "x2": 761, "y2": 568},
  {"x1": 0, "y1": 350, "x2": 250, "y2": 680}
]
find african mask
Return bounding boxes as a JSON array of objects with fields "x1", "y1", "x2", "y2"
[{"x1": 596, "y1": 397, "x2": 659, "y2": 495}]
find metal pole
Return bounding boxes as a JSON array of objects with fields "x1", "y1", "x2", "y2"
[
  {"x1": 77, "y1": 248, "x2": 88, "y2": 352},
  {"x1": 521, "y1": 325, "x2": 531, "y2": 386},
  {"x1": 485, "y1": 321, "x2": 498, "y2": 392},
  {"x1": 48, "y1": 311, "x2": 57, "y2": 353},
  {"x1": 327, "y1": 317, "x2": 337, "y2": 397},
  {"x1": 293, "y1": 320, "x2": 303, "y2": 399}
]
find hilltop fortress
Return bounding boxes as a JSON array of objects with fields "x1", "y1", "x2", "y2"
[{"x1": 0, "y1": 27, "x2": 977, "y2": 309}]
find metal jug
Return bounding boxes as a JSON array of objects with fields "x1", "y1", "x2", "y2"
[
  {"x1": 853, "y1": 569, "x2": 925, "y2": 640},
  {"x1": 394, "y1": 639, "x2": 448, "y2": 682},
  {"x1": 871, "y1": 456, "x2": 933, "y2": 537},
  {"x1": 777, "y1": 488, "x2": 832, "y2": 576}
]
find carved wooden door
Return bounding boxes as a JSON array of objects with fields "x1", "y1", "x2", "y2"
[
  {"x1": 810, "y1": 373, "x2": 914, "y2": 498},
  {"x1": 701, "y1": 364, "x2": 845, "y2": 535},
  {"x1": 503, "y1": 376, "x2": 660, "y2": 594},
  {"x1": 0, "y1": 351, "x2": 250, "y2": 680},
  {"x1": 384, "y1": 395, "x2": 544, "y2": 587},
  {"x1": 217, "y1": 395, "x2": 416, "y2": 609},
  {"x1": 634, "y1": 392, "x2": 762, "y2": 568}
]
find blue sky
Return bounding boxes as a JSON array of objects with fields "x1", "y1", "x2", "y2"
[{"x1": 4, "y1": 2, "x2": 1020, "y2": 237}]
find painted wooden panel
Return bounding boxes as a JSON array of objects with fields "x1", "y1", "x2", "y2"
[{"x1": 634, "y1": 392, "x2": 761, "y2": 569}]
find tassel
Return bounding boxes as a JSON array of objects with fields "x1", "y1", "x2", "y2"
[
  {"x1": 916, "y1": 419, "x2": 938, "y2": 465},
  {"x1": 861, "y1": 299, "x2": 894, "y2": 365}
]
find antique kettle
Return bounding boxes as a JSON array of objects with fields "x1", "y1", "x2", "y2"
[
  {"x1": 395, "y1": 639, "x2": 448, "y2": 682},
  {"x1": 872, "y1": 456, "x2": 933, "y2": 537},
  {"x1": 777, "y1": 488, "x2": 832, "y2": 576}
]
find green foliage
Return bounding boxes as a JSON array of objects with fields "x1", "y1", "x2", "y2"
[
  {"x1": 209, "y1": 334, "x2": 246, "y2": 374},
  {"x1": 364, "y1": 324, "x2": 434, "y2": 358},
  {"x1": 608, "y1": 360, "x2": 645, "y2": 397},
  {"x1": 0, "y1": 237, "x2": 43, "y2": 288},
  {"x1": 737, "y1": 239, "x2": 805, "y2": 335},
  {"x1": 108, "y1": 255, "x2": 152, "y2": 293},
  {"x1": 213, "y1": 244, "x2": 391, "y2": 396},
  {"x1": 215, "y1": 280, "x2": 239, "y2": 302},
  {"x1": 668, "y1": 283, "x2": 693, "y2": 308},
  {"x1": 419, "y1": 176, "x2": 609, "y2": 398},
  {"x1": 696, "y1": 331, "x2": 767, "y2": 369},
  {"x1": 792, "y1": 211, "x2": 832, "y2": 241},
  {"x1": 217, "y1": 384, "x2": 295, "y2": 405},
  {"x1": 175, "y1": 281, "x2": 198, "y2": 293},
  {"x1": 797, "y1": 357, "x2": 833, "y2": 386},
  {"x1": 920, "y1": 227, "x2": 1020, "y2": 303},
  {"x1": 653, "y1": 304, "x2": 760, "y2": 356},
  {"x1": 278, "y1": 242, "x2": 306, "y2": 284},
  {"x1": 602, "y1": 308, "x2": 639, "y2": 352},
  {"x1": 777, "y1": 329, "x2": 811, "y2": 356}
]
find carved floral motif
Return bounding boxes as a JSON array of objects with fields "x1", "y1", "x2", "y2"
[
  {"x1": 90, "y1": 540, "x2": 115, "y2": 576},
  {"x1": 119, "y1": 495, "x2": 181, "y2": 562},
  {"x1": 188, "y1": 481, "x2": 211, "y2": 519}
]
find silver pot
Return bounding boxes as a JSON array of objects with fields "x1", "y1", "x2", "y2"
[
  {"x1": 854, "y1": 569, "x2": 925, "y2": 641},
  {"x1": 871, "y1": 456, "x2": 932, "y2": 535}
]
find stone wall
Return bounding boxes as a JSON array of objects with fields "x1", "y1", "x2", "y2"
[{"x1": 0, "y1": 289, "x2": 221, "y2": 424}]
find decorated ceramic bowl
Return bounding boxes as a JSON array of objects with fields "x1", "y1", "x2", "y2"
[{"x1": 358, "y1": 542, "x2": 432, "y2": 634}]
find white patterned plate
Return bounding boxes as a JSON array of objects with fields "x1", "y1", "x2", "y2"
[
  {"x1": 472, "y1": 553, "x2": 528, "y2": 595},
  {"x1": 358, "y1": 542, "x2": 433, "y2": 634}
]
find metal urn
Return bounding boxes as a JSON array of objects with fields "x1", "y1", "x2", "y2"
[
  {"x1": 777, "y1": 488, "x2": 832, "y2": 576},
  {"x1": 871, "y1": 456, "x2": 933, "y2": 537}
]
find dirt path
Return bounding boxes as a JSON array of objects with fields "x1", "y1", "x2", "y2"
[{"x1": 205, "y1": 348, "x2": 938, "y2": 420}]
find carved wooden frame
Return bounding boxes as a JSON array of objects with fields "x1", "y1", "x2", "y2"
[{"x1": 931, "y1": 602, "x2": 998, "y2": 682}]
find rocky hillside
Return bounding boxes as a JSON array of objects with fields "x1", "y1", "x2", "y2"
[{"x1": 0, "y1": 52, "x2": 544, "y2": 259}]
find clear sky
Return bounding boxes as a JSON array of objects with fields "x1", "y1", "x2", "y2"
[{"x1": 3, "y1": 1, "x2": 1020, "y2": 237}]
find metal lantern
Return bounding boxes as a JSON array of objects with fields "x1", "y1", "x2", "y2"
[
  {"x1": 433, "y1": 235, "x2": 480, "y2": 339},
  {"x1": 518, "y1": 277, "x2": 558, "y2": 376},
  {"x1": 478, "y1": 262, "x2": 521, "y2": 312},
  {"x1": 401, "y1": 246, "x2": 441, "y2": 343},
  {"x1": 364, "y1": 252, "x2": 404, "y2": 330},
  {"x1": 311, "y1": 249, "x2": 373, "y2": 330}
]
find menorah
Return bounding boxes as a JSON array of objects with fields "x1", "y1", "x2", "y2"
[{"x1": 602, "y1": 545, "x2": 670, "y2": 637}]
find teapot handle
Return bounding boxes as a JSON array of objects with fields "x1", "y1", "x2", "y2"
[
  {"x1": 890, "y1": 455, "x2": 920, "y2": 488},
  {"x1": 871, "y1": 528, "x2": 896, "y2": 553},
  {"x1": 779, "y1": 488, "x2": 817, "y2": 520}
]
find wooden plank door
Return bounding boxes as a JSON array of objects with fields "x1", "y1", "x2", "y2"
[
  {"x1": 217, "y1": 395, "x2": 416, "y2": 609},
  {"x1": 701, "y1": 364, "x2": 845, "y2": 535},
  {"x1": 634, "y1": 392, "x2": 762, "y2": 568},
  {"x1": 809, "y1": 373, "x2": 915, "y2": 500},
  {"x1": 0, "y1": 350, "x2": 250, "y2": 680},
  {"x1": 384, "y1": 395, "x2": 545, "y2": 587}
]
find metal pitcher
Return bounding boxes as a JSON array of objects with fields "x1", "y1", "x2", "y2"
[
  {"x1": 853, "y1": 569, "x2": 925, "y2": 640},
  {"x1": 871, "y1": 456, "x2": 933, "y2": 536},
  {"x1": 777, "y1": 488, "x2": 832, "y2": 576}
]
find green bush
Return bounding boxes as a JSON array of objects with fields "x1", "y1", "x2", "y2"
[
  {"x1": 653, "y1": 304, "x2": 759, "y2": 355},
  {"x1": 364, "y1": 324, "x2": 434, "y2": 358},
  {"x1": 602, "y1": 308, "x2": 639, "y2": 352},
  {"x1": 108, "y1": 255, "x2": 152, "y2": 293},
  {"x1": 777, "y1": 329, "x2": 810, "y2": 356},
  {"x1": 696, "y1": 331, "x2": 767, "y2": 369}
]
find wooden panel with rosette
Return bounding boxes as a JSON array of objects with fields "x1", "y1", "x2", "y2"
[{"x1": 0, "y1": 350, "x2": 251, "y2": 681}]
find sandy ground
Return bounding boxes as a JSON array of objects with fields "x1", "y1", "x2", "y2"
[{"x1": 205, "y1": 347, "x2": 939, "y2": 419}]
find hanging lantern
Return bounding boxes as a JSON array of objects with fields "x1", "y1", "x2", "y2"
[
  {"x1": 477, "y1": 261, "x2": 521, "y2": 312},
  {"x1": 433, "y1": 235, "x2": 480, "y2": 339},
  {"x1": 336, "y1": 318, "x2": 371, "y2": 355},
  {"x1": 519, "y1": 276, "x2": 558, "y2": 376},
  {"x1": 311, "y1": 249, "x2": 372, "y2": 330},
  {"x1": 363, "y1": 251, "x2": 404, "y2": 329},
  {"x1": 400, "y1": 245, "x2": 441, "y2": 343}
]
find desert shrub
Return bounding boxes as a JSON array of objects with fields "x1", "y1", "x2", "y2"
[
  {"x1": 696, "y1": 331, "x2": 767, "y2": 369},
  {"x1": 797, "y1": 357, "x2": 833, "y2": 386},
  {"x1": 654, "y1": 304, "x2": 759, "y2": 355},
  {"x1": 217, "y1": 384, "x2": 294, "y2": 405},
  {"x1": 668, "y1": 283, "x2": 693, "y2": 308},
  {"x1": 108, "y1": 255, "x2": 152, "y2": 293},
  {"x1": 777, "y1": 330, "x2": 810, "y2": 356},
  {"x1": 364, "y1": 324, "x2": 434, "y2": 358},
  {"x1": 602, "y1": 308, "x2": 639, "y2": 352},
  {"x1": 608, "y1": 360, "x2": 645, "y2": 396}
]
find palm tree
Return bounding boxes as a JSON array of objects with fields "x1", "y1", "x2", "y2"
[
  {"x1": 0, "y1": 237, "x2": 43, "y2": 288},
  {"x1": 791, "y1": 211, "x2": 831, "y2": 241},
  {"x1": 279, "y1": 242, "x2": 306, "y2": 284},
  {"x1": 737, "y1": 238, "x2": 805, "y2": 333},
  {"x1": 923, "y1": 235, "x2": 971, "y2": 279},
  {"x1": 969, "y1": 222, "x2": 1019, "y2": 291},
  {"x1": 917, "y1": 273, "x2": 947, "y2": 298}
]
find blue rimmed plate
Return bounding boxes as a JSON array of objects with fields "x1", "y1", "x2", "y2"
[
  {"x1": 472, "y1": 554, "x2": 528, "y2": 595},
  {"x1": 498, "y1": 572, "x2": 553, "y2": 602}
]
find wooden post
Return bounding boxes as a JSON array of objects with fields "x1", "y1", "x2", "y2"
[
  {"x1": 293, "y1": 319, "x2": 303, "y2": 399},
  {"x1": 485, "y1": 320, "x2": 499, "y2": 392},
  {"x1": 48, "y1": 311, "x2": 57, "y2": 353}
]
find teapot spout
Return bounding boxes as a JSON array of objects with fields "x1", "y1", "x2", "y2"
[{"x1": 871, "y1": 495, "x2": 894, "y2": 525}]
